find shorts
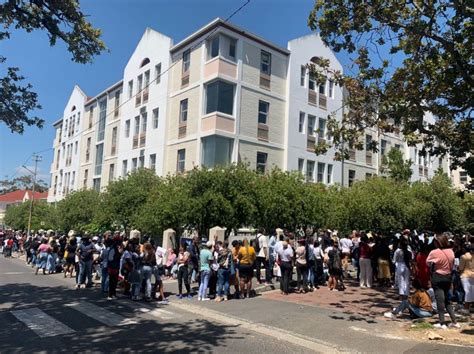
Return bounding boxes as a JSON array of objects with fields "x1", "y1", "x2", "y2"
[
  {"x1": 239, "y1": 264, "x2": 253, "y2": 280},
  {"x1": 329, "y1": 268, "x2": 342, "y2": 277}
]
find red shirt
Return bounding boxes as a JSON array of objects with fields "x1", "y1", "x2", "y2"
[
  {"x1": 359, "y1": 243, "x2": 372, "y2": 259},
  {"x1": 7, "y1": 239, "x2": 13, "y2": 247}
]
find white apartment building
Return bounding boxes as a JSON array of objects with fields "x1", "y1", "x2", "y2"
[{"x1": 48, "y1": 18, "x2": 451, "y2": 202}]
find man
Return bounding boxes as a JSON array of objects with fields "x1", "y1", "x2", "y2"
[
  {"x1": 187, "y1": 236, "x2": 200, "y2": 284},
  {"x1": 339, "y1": 234, "x2": 353, "y2": 276},
  {"x1": 76, "y1": 235, "x2": 94, "y2": 288},
  {"x1": 255, "y1": 229, "x2": 271, "y2": 284}
]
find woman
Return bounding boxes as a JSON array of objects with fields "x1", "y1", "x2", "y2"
[
  {"x1": 327, "y1": 240, "x2": 343, "y2": 291},
  {"x1": 64, "y1": 238, "x2": 77, "y2": 278},
  {"x1": 237, "y1": 238, "x2": 256, "y2": 299},
  {"x1": 393, "y1": 238, "x2": 412, "y2": 307},
  {"x1": 165, "y1": 248, "x2": 176, "y2": 279},
  {"x1": 359, "y1": 235, "x2": 373, "y2": 288},
  {"x1": 35, "y1": 239, "x2": 51, "y2": 275},
  {"x1": 276, "y1": 239, "x2": 294, "y2": 295},
  {"x1": 107, "y1": 237, "x2": 122, "y2": 300},
  {"x1": 140, "y1": 242, "x2": 156, "y2": 301},
  {"x1": 459, "y1": 243, "x2": 473, "y2": 314},
  {"x1": 230, "y1": 240, "x2": 241, "y2": 299},
  {"x1": 375, "y1": 237, "x2": 391, "y2": 287},
  {"x1": 295, "y1": 238, "x2": 308, "y2": 293},
  {"x1": 176, "y1": 245, "x2": 191, "y2": 299},
  {"x1": 415, "y1": 242, "x2": 431, "y2": 290},
  {"x1": 426, "y1": 233, "x2": 459, "y2": 329},
  {"x1": 198, "y1": 241, "x2": 214, "y2": 301},
  {"x1": 216, "y1": 241, "x2": 232, "y2": 302}
]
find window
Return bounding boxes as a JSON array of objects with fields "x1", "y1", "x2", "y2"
[
  {"x1": 261, "y1": 51, "x2": 271, "y2": 75},
  {"x1": 418, "y1": 151, "x2": 423, "y2": 166},
  {"x1": 298, "y1": 158, "x2": 304, "y2": 174},
  {"x1": 138, "y1": 155, "x2": 144, "y2": 169},
  {"x1": 177, "y1": 149, "x2": 186, "y2": 173},
  {"x1": 307, "y1": 115, "x2": 316, "y2": 136},
  {"x1": 438, "y1": 158, "x2": 443, "y2": 169},
  {"x1": 76, "y1": 112, "x2": 80, "y2": 129},
  {"x1": 300, "y1": 66, "x2": 306, "y2": 86},
  {"x1": 317, "y1": 162, "x2": 325, "y2": 183},
  {"x1": 128, "y1": 80, "x2": 133, "y2": 99},
  {"x1": 114, "y1": 91, "x2": 120, "y2": 110},
  {"x1": 132, "y1": 158, "x2": 138, "y2": 172},
  {"x1": 71, "y1": 172, "x2": 75, "y2": 187},
  {"x1": 381, "y1": 139, "x2": 387, "y2": 156},
  {"x1": 179, "y1": 99, "x2": 188, "y2": 123},
  {"x1": 155, "y1": 63, "x2": 161, "y2": 84},
  {"x1": 94, "y1": 143, "x2": 104, "y2": 175},
  {"x1": 348, "y1": 170, "x2": 356, "y2": 187},
  {"x1": 327, "y1": 164, "x2": 333, "y2": 184},
  {"x1": 137, "y1": 74, "x2": 143, "y2": 93},
  {"x1": 318, "y1": 118, "x2": 326, "y2": 140},
  {"x1": 460, "y1": 171, "x2": 468, "y2": 184},
  {"x1": 149, "y1": 154, "x2": 156, "y2": 171},
  {"x1": 83, "y1": 170, "x2": 88, "y2": 188},
  {"x1": 88, "y1": 108, "x2": 94, "y2": 128},
  {"x1": 366, "y1": 173, "x2": 372, "y2": 180},
  {"x1": 395, "y1": 144, "x2": 401, "y2": 150},
  {"x1": 144, "y1": 70, "x2": 150, "y2": 87},
  {"x1": 85, "y1": 137, "x2": 91, "y2": 162},
  {"x1": 93, "y1": 178, "x2": 101, "y2": 192},
  {"x1": 365, "y1": 135, "x2": 372, "y2": 151},
  {"x1": 299, "y1": 112, "x2": 305, "y2": 133},
  {"x1": 111, "y1": 127, "x2": 117, "y2": 154},
  {"x1": 125, "y1": 119, "x2": 130, "y2": 138},
  {"x1": 97, "y1": 100, "x2": 107, "y2": 141},
  {"x1": 208, "y1": 36, "x2": 219, "y2": 59},
  {"x1": 182, "y1": 49, "x2": 190, "y2": 73},
  {"x1": 328, "y1": 80, "x2": 334, "y2": 98},
  {"x1": 229, "y1": 39, "x2": 236, "y2": 59},
  {"x1": 109, "y1": 164, "x2": 115, "y2": 182},
  {"x1": 202, "y1": 136, "x2": 233, "y2": 168},
  {"x1": 152, "y1": 108, "x2": 159, "y2": 129},
  {"x1": 256, "y1": 152, "x2": 268, "y2": 174},
  {"x1": 205, "y1": 80, "x2": 234, "y2": 115},
  {"x1": 134, "y1": 116, "x2": 140, "y2": 135},
  {"x1": 306, "y1": 160, "x2": 315, "y2": 182},
  {"x1": 122, "y1": 160, "x2": 128, "y2": 177},
  {"x1": 319, "y1": 81, "x2": 326, "y2": 95},
  {"x1": 258, "y1": 101, "x2": 269, "y2": 124},
  {"x1": 56, "y1": 149, "x2": 60, "y2": 168},
  {"x1": 74, "y1": 141, "x2": 78, "y2": 154},
  {"x1": 309, "y1": 72, "x2": 316, "y2": 91},
  {"x1": 141, "y1": 112, "x2": 147, "y2": 133}
]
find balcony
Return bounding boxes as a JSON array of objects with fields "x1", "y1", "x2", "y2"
[
  {"x1": 111, "y1": 145, "x2": 116, "y2": 156},
  {"x1": 308, "y1": 90, "x2": 317, "y2": 106},
  {"x1": 259, "y1": 73, "x2": 271, "y2": 90},
  {"x1": 132, "y1": 135, "x2": 139, "y2": 149},
  {"x1": 201, "y1": 113, "x2": 234, "y2": 133},
  {"x1": 181, "y1": 72, "x2": 190, "y2": 88},
  {"x1": 114, "y1": 108, "x2": 119, "y2": 118},
  {"x1": 204, "y1": 57, "x2": 237, "y2": 80},
  {"x1": 257, "y1": 123, "x2": 269, "y2": 141},
  {"x1": 307, "y1": 135, "x2": 316, "y2": 152},
  {"x1": 142, "y1": 87, "x2": 149, "y2": 103},
  {"x1": 366, "y1": 152, "x2": 373, "y2": 166},
  {"x1": 424, "y1": 166, "x2": 428, "y2": 177},
  {"x1": 139, "y1": 132, "x2": 146, "y2": 148},
  {"x1": 319, "y1": 94, "x2": 327, "y2": 110},
  {"x1": 135, "y1": 93, "x2": 142, "y2": 107},
  {"x1": 178, "y1": 123, "x2": 187, "y2": 138}
]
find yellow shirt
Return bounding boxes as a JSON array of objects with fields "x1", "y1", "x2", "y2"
[{"x1": 238, "y1": 246, "x2": 256, "y2": 265}]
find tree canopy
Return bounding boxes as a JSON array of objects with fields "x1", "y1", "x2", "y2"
[
  {"x1": 0, "y1": 0, "x2": 106, "y2": 133},
  {"x1": 0, "y1": 174, "x2": 49, "y2": 193},
  {"x1": 308, "y1": 0, "x2": 473, "y2": 176},
  {"x1": 381, "y1": 148, "x2": 413, "y2": 182}
]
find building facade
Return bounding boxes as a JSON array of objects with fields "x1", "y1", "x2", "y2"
[{"x1": 47, "y1": 18, "x2": 452, "y2": 202}]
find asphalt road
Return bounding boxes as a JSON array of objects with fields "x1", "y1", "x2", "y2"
[{"x1": 0, "y1": 255, "x2": 472, "y2": 353}]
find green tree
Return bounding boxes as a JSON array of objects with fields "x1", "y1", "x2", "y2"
[
  {"x1": 0, "y1": 174, "x2": 48, "y2": 193},
  {"x1": 0, "y1": 0, "x2": 106, "y2": 133},
  {"x1": 308, "y1": 1, "x2": 473, "y2": 176},
  {"x1": 381, "y1": 148, "x2": 413, "y2": 182},
  {"x1": 57, "y1": 189, "x2": 101, "y2": 233},
  {"x1": 4, "y1": 201, "x2": 57, "y2": 230}
]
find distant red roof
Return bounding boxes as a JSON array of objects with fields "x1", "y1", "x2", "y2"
[{"x1": 0, "y1": 190, "x2": 48, "y2": 203}]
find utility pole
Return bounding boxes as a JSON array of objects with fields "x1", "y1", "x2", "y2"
[{"x1": 27, "y1": 154, "x2": 42, "y2": 237}]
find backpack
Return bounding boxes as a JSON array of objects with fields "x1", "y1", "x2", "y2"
[{"x1": 254, "y1": 235, "x2": 261, "y2": 254}]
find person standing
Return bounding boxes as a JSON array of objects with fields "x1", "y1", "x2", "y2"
[
  {"x1": 427, "y1": 233, "x2": 460, "y2": 329},
  {"x1": 295, "y1": 238, "x2": 308, "y2": 293},
  {"x1": 458, "y1": 242, "x2": 473, "y2": 314},
  {"x1": 237, "y1": 238, "x2": 256, "y2": 298},
  {"x1": 187, "y1": 236, "x2": 200, "y2": 284},
  {"x1": 328, "y1": 240, "x2": 343, "y2": 291},
  {"x1": 64, "y1": 238, "x2": 77, "y2": 278},
  {"x1": 359, "y1": 234, "x2": 373, "y2": 288},
  {"x1": 176, "y1": 245, "x2": 191, "y2": 299},
  {"x1": 276, "y1": 239, "x2": 293, "y2": 295},
  {"x1": 35, "y1": 239, "x2": 51, "y2": 275},
  {"x1": 216, "y1": 241, "x2": 232, "y2": 302},
  {"x1": 393, "y1": 238, "x2": 412, "y2": 307},
  {"x1": 255, "y1": 229, "x2": 270, "y2": 285},
  {"x1": 140, "y1": 242, "x2": 156, "y2": 301},
  {"x1": 339, "y1": 234, "x2": 353, "y2": 276},
  {"x1": 76, "y1": 235, "x2": 94, "y2": 289},
  {"x1": 198, "y1": 241, "x2": 214, "y2": 301},
  {"x1": 107, "y1": 237, "x2": 122, "y2": 300}
]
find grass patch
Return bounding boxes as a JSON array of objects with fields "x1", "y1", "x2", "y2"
[{"x1": 410, "y1": 322, "x2": 434, "y2": 330}]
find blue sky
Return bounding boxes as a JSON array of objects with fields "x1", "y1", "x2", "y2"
[{"x1": 0, "y1": 0, "x2": 326, "y2": 184}]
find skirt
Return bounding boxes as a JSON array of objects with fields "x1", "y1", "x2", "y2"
[
  {"x1": 377, "y1": 258, "x2": 391, "y2": 279},
  {"x1": 239, "y1": 264, "x2": 253, "y2": 280},
  {"x1": 462, "y1": 277, "x2": 474, "y2": 303}
]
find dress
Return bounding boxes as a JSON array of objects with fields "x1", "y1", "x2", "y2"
[
  {"x1": 393, "y1": 248, "x2": 411, "y2": 296},
  {"x1": 415, "y1": 253, "x2": 430, "y2": 289}
]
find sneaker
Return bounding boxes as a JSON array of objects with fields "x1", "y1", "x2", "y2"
[
  {"x1": 187, "y1": 294, "x2": 193, "y2": 299},
  {"x1": 384, "y1": 312, "x2": 393, "y2": 319},
  {"x1": 215, "y1": 296, "x2": 222, "y2": 302},
  {"x1": 448, "y1": 323, "x2": 460, "y2": 329},
  {"x1": 177, "y1": 294, "x2": 183, "y2": 299},
  {"x1": 107, "y1": 296, "x2": 113, "y2": 301},
  {"x1": 201, "y1": 297, "x2": 210, "y2": 301},
  {"x1": 198, "y1": 296, "x2": 202, "y2": 301},
  {"x1": 223, "y1": 296, "x2": 228, "y2": 301},
  {"x1": 433, "y1": 323, "x2": 448, "y2": 330}
]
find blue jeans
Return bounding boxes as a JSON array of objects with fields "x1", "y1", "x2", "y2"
[
  {"x1": 217, "y1": 268, "x2": 230, "y2": 297},
  {"x1": 198, "y1": 270, "x2": 211, "y2": 298},
  {"x1": 394, "y1": 300, "x2": 432, "y2": 318},
  {"x1": 79, "y1": 260, "x2": 93, "y2": 286},
  {"x1": 101, "y1": 267, "x2": 109, "y2": 293},
  {"x1": 37, "y1": 252, "x2": 48, "y2": 269},
  {"x1": 141, "y1": 265, "x2": 153, "y2": 298}
]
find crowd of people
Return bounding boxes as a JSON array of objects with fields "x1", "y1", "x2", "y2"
[{"x1": 1, "y1": 227, "x2": 472, "y2": 330}]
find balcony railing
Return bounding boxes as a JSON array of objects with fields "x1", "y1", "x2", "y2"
[
  {"x1": 178, "y1": 123, "x2": 187, "y2": 138},
  {"x1": 308, "y1": 90, "x2": 317, "y2": 106},
  {"x1": 132, "y1": 135, "x2": 139, "y2": 149},
  {"x1": 319, "y1": 94, "x2": 327, "y2": 110},
  {"x1": 142, "y1": 87, "x2": 149, "y2": 103},
  {"x1": 139, "y1": 133, "x2": 146, "y2": 148},
  {"x1": 135, "y1": 92, "x2": 142, "y2": 107},
  {"x1": 307, "y1": 135, "x2": 316, "y2": 152},
  {"x1": 366, "y1": 152, "x2": 373, "y2": 166},
  {"x1": 259, "y1": 74, "x2": 271, "y2": 90},
  {"x1": 181, "y1": 73, "x2": 189, "y2": 88},
  {"x1": 257, "y1": 123, "x2": 269, "y2": 141}
]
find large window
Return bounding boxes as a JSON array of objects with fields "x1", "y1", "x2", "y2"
[
  {"x1": 97, "y1": 100, "x2": 107, "y2": 141},
  {"x1": 327, "y1": 164, "x2": 333, "y2": 184},
  {"x1": 177, "y1": 149, "x2": 186, "y2": 173},
  {"x1": 365, "y1": 134, "x2": 373, "y2": 151},
  {"x1": 260, "y1": 50, "x2": 271, "y2": 75},
  {"x1": 109, "y1": 164, "x2": 115, "y2": 182},
  {"x1": 319, "y1": 81, "x2": 326, "y2": 95},
  {"x1": 317, "y1": 162, "x2": 325, "y2": 183},
  {"x1": 114, "y1": 91, "x2": 120, "y2": 111},
  {"x1": 206, "y1": 34, "x2": 237, "y2": 61},
  {"x1": 144, "y1": 70, "x2": 150, "y2": 87},
  {"x1": 307, "y1": 115, "x2": 316, "y2": 136},
  {"x1": 309, "y1": 72, "x2": 316, "y2": 91},
  {"x1": 298, "y1": 158, "x2": 304, "y2": 174},
  {"x1": 202, "y1": 136, "x2": 233, "y2": 169},
  {"x1": 258, "y1": 101, "x2": 269, "y2": 124},
  {"x1": 111, "y1": 127, "x2": 117, "y2": 154},
  {"x1": 134, "y1": 116, "x2": 140, "y2": 135},
  {"x1": 256, "y1": 152, "x2": 268, "y2": 174},
  {"x1": 152, "y1": 108, "x2": 159, "y2": 129},
  {"x1": 300, "y1": 66, "x2": 306, "y2": 86},
  {"x1": 205, "y1": 80, "x2": 234, "y2": 115},
  {"x1": 149, "y1": 154, "x2": 156, "y2": 171},
  {"x1": 318, "y1": 118, "x2": 326, "y2": 140},
  {"x1": 208, "y1": 36, "x2": 220, "y2": 59},
  {"x1": 348, "y1": 170, "x2": 356, "y2": 187},
  {"x1": 299, "y1": 112, "x2": 305, "y2": 133},
  {"x1": 93, "y1": 178, "x2": 101, "y2": 192},
  {"x1": 306, "y1": 160, "x2": 315, "y2": 182},
  {"x1": 125, "y1": 119, "x2": 130, "y2": 138},
  {"x1": 155, "y1": 63, "x2": 161, "y2": 84},
  {"x1": 381, "y1": 139, "x2": 387, "y2": 156},
  {"x1": 85, "y1": 137, "x2": 91, "y2": 162},
  {"x1": 328, "y1": 80, "x2": 334, "y2": 98},
  {"x1": 83, "y1": 170, "x2": 88, "y2": 188},
  {"x1": 180, "y1": 99, "x2": 188, "y2": 123},
  {"x1": 141, "y1": 112, "x2": 147, "y2": 133},
  {"x1": 182, "y1": 49, "x2": 190, "y2": 73},
  {"x1": 132, "y1": 158, "x2": 137, "y2": 172},
  {"x1": 94, "y1": 143, "x2": 104, "y2": 176},
  {"x1": 122, "y1": 160, "x2": 128, "y2": 177},
  {"x1": 128, "y1": 80, "x2": 133, "y2": 99},
  {"x1": 137, "y1": 74, "x2": 143, "y2": 93}
]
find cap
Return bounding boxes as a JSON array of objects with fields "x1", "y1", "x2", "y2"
[{"x1": 206, "y1": 240, "x2": 213, "y2": 248}]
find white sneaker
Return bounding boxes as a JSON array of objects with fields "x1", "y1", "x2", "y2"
[
  {"x1": 433, "y1": 323, "x2": 448, "y2": 330},
  {"x1": 448, "y1": 323, "x2": 460, "y2": 329},
  {"x1": 384, "y1": 312, "x2": 393, "y2": 319},
  {"x1": 201, "y1": 297, "x2": 210, "y2": 301},
  {"x1": 198, "y1": 297, "x2": 202, "y2": 301}
]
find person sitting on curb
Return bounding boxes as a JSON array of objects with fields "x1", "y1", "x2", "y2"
[{"x1": 384, "y1": 279, "x2": 433, "y2": 319}]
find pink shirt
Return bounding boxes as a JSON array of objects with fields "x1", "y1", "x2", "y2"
[
  {"x1": 426, "y1": 248, "x2": 454, "y2": 275},
  {"x1": 38, "y1": 244, "x2": 51, "y2": 253}
]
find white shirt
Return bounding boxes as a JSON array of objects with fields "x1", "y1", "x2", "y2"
[
  {"x1": 339, "y1": 238, "x2": 353, "y2": 254},
  {"x1": 313, "y1": 246, "x2": 324, "y2": 260},
  {"x1": 257, "y1": 233, "x2": 268, "y2": 258},
  {"x1": 277, "y1": 246, "x2": 294, "y2": 262}
]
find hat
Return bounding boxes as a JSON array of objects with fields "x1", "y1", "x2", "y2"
[
  {"x1": 206, "y1": 240, "x2": 213, "y2": 248},
  {"x1": 92, "y1": 236, "x2": 99, "y2": 241}
]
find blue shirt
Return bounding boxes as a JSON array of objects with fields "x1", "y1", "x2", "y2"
[{"x1": 199, "y1": 249, "x2": 213, "y2": 271}]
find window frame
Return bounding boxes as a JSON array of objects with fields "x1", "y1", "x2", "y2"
[
  {"x1": 125, "y1": 119, "x2": 131, "y2": 138},
  {"x1": 179, "y1": 99, "x2": 188, "y2": 123},
  {"x1": 182, "y1": 49, "x2": 191, "y2": 74},
  {"x1": 256, "y1": 151, "x2": 268, "y2": 174},
  {"x1": 152, "y1": 108, "x2": 159, "y2": 129},
  {"x1": 306, "y1": 160, "x2": 315, "y2": 182},
  {"x1": 258, "y1": 100, "x2": 269, "y2": 125},
  {"x1": 155, "y1": 63, "x2": 161, "y2": 84},
  {"x1": 205, "y1": 80, "x2": 235, "y2": 116},
  {"x1": 177, "y1": 149, "x2": 186, "y2": 173},
  {"x1": 260, "y1": 50, "x2": 271, "y2": 76}
]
